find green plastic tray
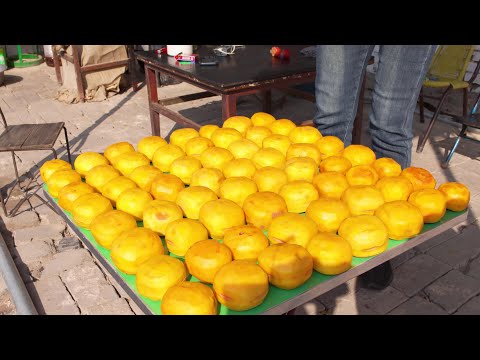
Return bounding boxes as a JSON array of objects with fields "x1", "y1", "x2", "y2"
[{"x1": 43, "y1": 184, "x2": 467, "y2": 315}]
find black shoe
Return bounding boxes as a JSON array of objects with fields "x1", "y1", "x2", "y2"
[{"x1": 359, "y1": 261, "x2": 393, "y2": 291}]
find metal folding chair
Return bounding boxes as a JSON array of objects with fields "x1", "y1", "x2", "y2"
[
  {"x1": 417, "y1": 45, "x2": 480, "y2": 153},
  {"x1": 0, "y1": 106, "x2": 72, "y2": 217},
  {"x1": 442, "y1": 91, "x2": 480, "y2": 168}
]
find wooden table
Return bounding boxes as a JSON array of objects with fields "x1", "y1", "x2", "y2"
[{"x1": 136, "y1": 45, "x2": 371, "y2": 144}]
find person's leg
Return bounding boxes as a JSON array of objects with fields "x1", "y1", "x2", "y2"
[
  {"x1": 314, "y1": 45, "x2": 375, "y2": 144},
  {"x1": 369, "y1": 45, "x2": 437, "y2": 168},
  {"x1": 360, "y1": 45, "x2": 436, "y2": 290}
]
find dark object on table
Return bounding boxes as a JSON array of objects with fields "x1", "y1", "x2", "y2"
[
  {"x1": 270, "y1": 46, "x2": 290, "y2": 60},
  {"x1": 198, "y1": 56, "x2": 219, "y2": 66}
]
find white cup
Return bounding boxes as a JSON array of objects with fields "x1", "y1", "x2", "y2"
[{"x1": 166, "y1": 45, "x2": 193, "y2": 56}]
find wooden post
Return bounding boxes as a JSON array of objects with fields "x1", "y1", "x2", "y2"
[
  {"x1": 72, "y1": 45, "x2": 85, "y2": 102},
  {"x1": 145, "y1": 65, "x2": 161, "y2": 136}
]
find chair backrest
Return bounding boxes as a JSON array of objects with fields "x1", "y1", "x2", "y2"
[{"x1": 428, "y1": 45, "x2": 475, "y2": 82}]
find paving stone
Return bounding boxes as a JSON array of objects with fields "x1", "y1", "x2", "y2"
[
  {"x1": 388, "y1": 295, "x2": 448, "y2": 315},
  {"x1": 61, "y1": 261, "x2": 107, "y2": 286},
  {"x1": 454, "y1": 295, "x2": 480, "y2": 315},
  {"x1": 466, "y1": 256, "x2": 480, "y2": 280},
  {"x1": 466, "y1": 196, "x2": 480, "y2": 223},
  {"x1": 326, "y1": 298, "x2": 378, "y2": 315},
  {"x1": 61, "y1": 262, "x2": 119, "y2": 311},
  {"x1": 13, "y1": 224, "x2": 65, "y2": 246},
  {"x1": 38, "y1": 208, "x2": 66, "y2": 225},
  {"x1": 424, "y1": 270, "x2": 480, "y2": 314},
  {"x1": 391, "y1": 249, "x2": 419, "y2": 269},
  {"x1": 13, "y1": 240, "x2": 55, "y2": 266},
  {"x1": 41, "y1": 248, "x2": 93, "y2": 279},
  {"x1": 68, "y1": 283, "x2": 119, "y2": 312},
  {"x1": 415, "y1": 228, "x2": 459, "y2": 253},
  {"x1": 83, "y1": 297, "x2": 135, "y2": 315},
  {"x1": 0, "y1": 290, "x2": 16, "y2": 315},
  {"x1": 391, "y1": 254, "x2": 451, "y2": 297},
  {"x1": 125, "y1": 297, "x2": 145, "y2": 315},
  {"x1": 2, "y1": 210, "x2": 40, "y2": 230},
  {"x1": 316, "y1": 278, "x2": 359, "y2": 309},
  {"x1": 0, "y1": 273, "x2": 6, "y2": 293},
  {"x1": 355, "y1": 286, "x2": 409, "y2": 315},
  {"x1": 26, "y1": 276, "x2": 79, "y2": 315},
  {"x1": 293, "y1": 299, "x2": 326, "y2": 315},
  {"x1": 54, "y1": 236, "x2": 82, "y2": 252},
  {"x1": 428, "y1": 223, "x2": 480, "y2": 271}
]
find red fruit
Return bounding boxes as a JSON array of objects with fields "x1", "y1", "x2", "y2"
[
  {"x1": 270, "y1": 47, "x2": 281, "y2": 57},
  {"x1": 280, "y1": 49, "x2": 290, "y2": 60}
]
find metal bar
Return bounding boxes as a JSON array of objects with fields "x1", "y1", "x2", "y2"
[
  {"x1": 80, "y1": 59, "x2": 129, "y2": 74},
  {"x1": 159, "y1": 91, "x2": 217, "y2": 106},
  {"x1": 43, "y1": 189, "x2": 152, "y2": 315},
  {"x1": 63, "y1": 126, "x2": 72, "y2": 165},
  {"x1": 151, "y1": 102, "x2": 201, "y2": 130},
  {"x1": 468, "y1": 61, "x2": 480, "y2": 87},
  {"x1": 416, "y1": 86, "x2": 452, "y2": 153},
  {"x1": 262, "y1": 210, "x2": 468, "y2": 315},
  {"x1": 442, "y1": 125, "x2": 468, "y2": 169},
  {"x1": 0, "y1": 232, "x2": 38, "y2": 315}
]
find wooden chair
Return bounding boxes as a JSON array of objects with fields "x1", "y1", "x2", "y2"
[
  {"x1": 416, "y1": 45, "x2": 480, "y2": 153},
  {"x1": 0, "y1": 106, "x2": 72, "y2": 217},
  {"x1": 52, "y1": 45, "x2": 138, "y2": 102}
]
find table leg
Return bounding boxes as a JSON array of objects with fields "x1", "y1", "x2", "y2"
[
  {"x1": 222, "y1": 94, "x2": 237, "y2": 120},
  {"x1": 262, "y1": 90, "x2": 272, "y2": 113},
  {"x1": 145, "y1": 66, "x2": 161, "y2": 136},
  {"x1": 352, "y1": 72, "x2": 366, "y2": 145},
  {"x1": 52, "y1": 47, "x2": 63, "y2": 85}
]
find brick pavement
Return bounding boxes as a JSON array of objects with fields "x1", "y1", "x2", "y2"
[{"x1": 1, "y1": 62, "x2": 480, "y2": 315}]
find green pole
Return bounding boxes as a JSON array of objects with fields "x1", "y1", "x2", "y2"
[{"x1": 17, "y1": 45, "x2": 23, "y2": 64}]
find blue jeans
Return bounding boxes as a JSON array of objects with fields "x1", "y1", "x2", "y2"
[{"x1": 314, "y1": 45, "x2": 436, "y2": 168}]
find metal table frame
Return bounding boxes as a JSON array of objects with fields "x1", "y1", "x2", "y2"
[{"x1": 44, "y1": 188, "x2": 467, "y2": 315}]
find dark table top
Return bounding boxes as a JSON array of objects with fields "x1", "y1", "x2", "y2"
[{"x1": 136, "y1": 45, "x2": 316, "y2": 91}]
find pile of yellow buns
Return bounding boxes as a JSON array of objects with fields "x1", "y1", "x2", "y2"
[{"x1": 40, "y1": 111, "x2": 470, "y2": 315}]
